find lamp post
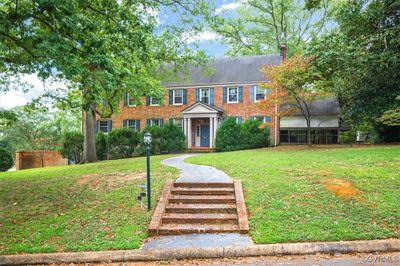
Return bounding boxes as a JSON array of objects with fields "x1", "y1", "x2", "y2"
[{"x1": 143, "y1": 132, "x2": 152, "y2": 210}]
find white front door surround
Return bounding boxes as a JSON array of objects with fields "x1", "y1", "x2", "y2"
[{"x1": 181, "y1": 102, "x2": 222, "y2": 149}]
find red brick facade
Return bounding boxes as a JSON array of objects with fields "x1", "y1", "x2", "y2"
[{"x1": 101, "y1": 84, "x2": 278, "y2": 146}]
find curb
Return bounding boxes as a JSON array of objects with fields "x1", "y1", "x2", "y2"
[{"x1": 1, "y1": 239, "x2": 399, "y2": 265}]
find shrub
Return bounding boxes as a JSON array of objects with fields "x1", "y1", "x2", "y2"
[
  {"x1": 59, "y1": 131, "x2": 84, "y2": 163},
  {"x1": 107, "y1": 128, "x2": 140, "y2": 159},
  {"x1": 0, "y1": 148, "x2": 13, "y2": 172},
  {"x1": 136, "y1": 125, "x2": 163, "y2": 155},
  {"x1": 339, "y1": 130, "x2": 356, "y2": 144},
  {"x1": 160, "y1": 123, "x2": 185, "y2": 153},
  {"x1": 240, "y1": 119, "x2": 270, "y2": 149},
  {"x1": 215, "y1": 118, "x2": 242, "y2": 151},
  {"x1": 96, "y1": 132, "x2": 108, "y2": 160}
]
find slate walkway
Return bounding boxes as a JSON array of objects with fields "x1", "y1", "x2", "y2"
[
  {"x1": 141, "y1": 154, "x2": 252, "y2": 250},
  {"x1": 162, "y1": 154, "x2": 232, "y2": 183}
]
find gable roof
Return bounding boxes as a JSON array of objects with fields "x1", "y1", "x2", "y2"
[
  {"x1": 162, "y1": 54, "x2": 282, "y2": 87},
  {"x1": 181, "y1": 101, "x2": 223, "y2": 114}
]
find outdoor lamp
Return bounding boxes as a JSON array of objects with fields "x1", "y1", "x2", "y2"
[
  {"x1": 144, "y1": 132, "x2": 152, "y2": 210},
  {"x1": 144, "y1": 132, "x2": 152, "y2": 145}
]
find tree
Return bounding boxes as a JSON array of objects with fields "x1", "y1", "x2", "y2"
[
  {"x1": 207, "y1": 0, "x2": 334, "y2": 56},
  {"x1": 308, "y1": 0, "x2": 400, "y2": 139},
  {"x1": 261, "y1": 55, "x2": 329, "y2": 145},
  {"x1": 1, "y1": 0, "x2": 208, "y2": 163},
  {"x1": 377, "y1": 96, "x2": 400, "y2": 126},
  {"x1": 0, "y1": 148, "x2": 13, "y2": 172}
]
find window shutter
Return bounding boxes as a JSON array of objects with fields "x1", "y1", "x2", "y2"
[
  {"x1": 160, "y1": 118, "x2": 164, "y2": 127},
  {"x1": 210, "y1": 87, "x2": 214, "y2": 105},
  {"x1": 237, "y1": 116, "x2": 242, "y2": 123},
  {"x1": 146, "y1": 96, "x2": 150, "y2": 106},
  {"x1": 136, "y1": 120, "x2": 140, "y2": 131},
  {"x1": 123, "y1": 93, "x2": 128, "y2": 106},
  {"x1": 238, "y1": 86, "x2": 243, "y2": 102},
  {"x1": 195, "y1": 88, "x2": 200, "y2": 102},
  {"x1": 123, "y1": 119, "x2": 127, "y2": 128},
  {"x1": 183, "y1": 89, "x2": 187, "y2": 104},
  {"x1": 169, "y1": 90, "x2": 173, "y2": 105},
  {"x1": 223, "y1": 87, "x2": 227, "y2": 103},
  {"x1": 107, "y1": 120, "x2": 112, "y2": 132},
  {"x1": 249, "y1": 116, "x2": 254, "y2": 121},
  {"x1": 250, "y1": 86, "x2": 255, "y2": 102},
  {"x1": 146, "y1": 119, "x2": 151, "y2": 126},
  {"x1": 169, "y1": 118, "x2": 174, "y2": 124},
  {"x1": 95, "y1": 120, "x2": 99, "y2": 133},
  {"x1": 265, "y1": 116, "x2": 271, "y2": 122}
]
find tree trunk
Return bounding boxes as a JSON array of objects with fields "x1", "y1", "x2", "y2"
[
  {"x1": 307, "y1": 126, "x2": 312, "y2": 147},
  {"x1": 82, "y1": 102, "x2": 98, "y2": 163}
]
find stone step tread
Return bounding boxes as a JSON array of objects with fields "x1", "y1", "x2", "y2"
[
  {"x1": 158, "y1": 223, "x2": 239, "y2": 234},
  {"x1": 171, "y1": 187, "x2": 235, "y2": 192},
  {"x1": 165, "y1": 203, "x2": 237, "y2": 213},
  {"x1": 171, "y1": 187, "x2": 235, "y2": 195},
  {"x1": 174, "y1": 182, "x2": 234, "y2": 188},
  {"x1": 169, "y1": 195, "x2": 235, "y2": 200},
  {"x1": 162, "y1": 213, "x2": 238, "y2": 220}
]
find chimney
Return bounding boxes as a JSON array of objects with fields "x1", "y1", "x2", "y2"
[{"x1": 280, "y1": 44, "x2": 287, "y2": 61}]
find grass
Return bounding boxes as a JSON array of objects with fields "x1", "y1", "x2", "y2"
[
  {"x1": 0, "y1": 155, "x2": 178, "y2": 255},
  {"x1": 187, "y1": 145, "x2": 400, "y2": 244}
]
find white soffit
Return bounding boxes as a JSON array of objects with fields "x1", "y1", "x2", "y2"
[{"x1": 280, "y1": 115, "x2": 339, "y2": 128}]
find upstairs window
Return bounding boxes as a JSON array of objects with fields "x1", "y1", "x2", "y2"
[
  {"x1": 228, "y1": 87, "x2": 239, "y2": 103},
  {"x1": 127, "y1": 93, "x2": 136, "y2": 107},
  {"x1": 200, "y1": 88, "x2": 210, "y2": 104},
  {"x1": 173, "y1": 89, "x2": 184, "y2": 105},
  {"x1": 150, "y1": 97, "x2": 160, "y2": 106},
  {"x1": 255, "y1": 86, "x2": 268, "y2": 102}
]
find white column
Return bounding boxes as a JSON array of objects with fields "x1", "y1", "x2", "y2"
[
  {"x1": 183, "y1": 117, "x2": 188, "y2": 147},
  {"x1": 213, "y1": 116, "x2": 218, "y2": 148},
  {"x1": 209, "y1": 117, "x2": 213, "y2": 148},
  {"x1": 187, "y1": 118, "x2": 192, "y2": 148}
]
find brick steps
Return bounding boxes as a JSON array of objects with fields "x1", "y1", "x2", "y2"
[
  {"x1": 171, "y1": 187, "x2": 234, "y2": 195},
  {"x1": 157, "y1": 223, "x2": 239, "y2": 235},
  {"x1": 162, "y1": 213, "x2": 238, "y2": 224},
  {"x1": 165, "y1": 203, "x2": 237, "y2": 213},
  {"x1": 169, "y1": 194, "x2": 236, "y2": 204},
  {"x1": 148, "y1": 181, "x2": 249, "y2": 236}
]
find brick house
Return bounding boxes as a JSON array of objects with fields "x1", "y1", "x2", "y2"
[{"x1": 97, "y1": 49, "x2": 342, "y2": 148}]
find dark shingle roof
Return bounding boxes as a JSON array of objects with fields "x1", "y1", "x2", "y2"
[
  {"x1": 161, "y1": 54, "x2": 282, "y2": 87},
  {"x1": 282, "y1": 97, "x2": 341, "y2": 116}
]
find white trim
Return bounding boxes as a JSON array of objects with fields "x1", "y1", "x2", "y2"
[
  {"x1": 149, "y1": 97, "x2": 160, "y2": 106},
  {"x1": 199, "y1": 88, "x2": 210, "y2": 105},
  {"x1": 227, "y1": 87, "x2": 239, "y2": 103},
  {"x1": 172, "y1": 89, "x2": 184, "y2": 106},
  {"x1": 254, "y1": 86, "x2": 268, "y2": 103},
  {"x1": 127, "y1": 93, "x2": 137, "y2": 107},
  {"x1": 165, "y1": 81, "x2": 271, "y2": 89}
]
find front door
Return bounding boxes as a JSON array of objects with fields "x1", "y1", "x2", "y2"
[{"x1": 200, "y1": 124, "x2": 210, "y2": 147}]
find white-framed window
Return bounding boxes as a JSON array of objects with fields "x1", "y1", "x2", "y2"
[
  {"x1": 253, "y1": 116, "x2": 270, "y2": 123},
  {"x1": 171, "y1": 118, "x2": 183, "y2": 129},
  {"x1": 150, "y1": 97, "x2": 160, "y2": 106},
  {"x1": 127, "y1": 93, "x2": 136, "y2": 107},
  {"x1": 228, "y1": 87, "x2": 239, "y2": 103},
  {"x1": 148, "y1": 118, "x2": 162, "y2": 127},
  {"x1": 254, "y1": 86, "x2": 268, "y2": 102},
  {"x1": 173, "y1": 89, "x2": 184, "y2": 105},
  {"x1": 99, "y1": 120, "x2": 110, "y2": 133},
  {"x1": 127, "y1": 120, "x2": 140, "y2": 131},
  {"x1": 200, "y1": 88, "x2": 210, "y2": 104}
]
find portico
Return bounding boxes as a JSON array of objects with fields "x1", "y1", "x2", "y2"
[{"x1": 181, "y1": 102, "x2": 223, "y2": 149}]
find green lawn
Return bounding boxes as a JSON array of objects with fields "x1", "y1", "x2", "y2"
[
  {"x1": 187, "y1": 146, "x2": 400, "y2": 244},
  {"x1": 0, "y1": 155, "x2": 178, "y2": 255}
]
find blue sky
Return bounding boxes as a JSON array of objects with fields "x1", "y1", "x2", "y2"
[{"x1": 0, "y1": 0, "x2": 241, "y2": 109}]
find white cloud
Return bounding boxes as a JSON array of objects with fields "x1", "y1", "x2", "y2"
[
  {"x1": 0, "y1": 74, "x2": 67, "y2": 110},
  {"x1": 183, "y1": 31, "x2": 221, "y2": 44},
  {"x1": 215, "y1": 0, "x2": 247, "y2": 14}
]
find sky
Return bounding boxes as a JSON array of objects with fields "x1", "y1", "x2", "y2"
[{"x1": 0, "y1": 0, "x2": 244, "y2": 110}]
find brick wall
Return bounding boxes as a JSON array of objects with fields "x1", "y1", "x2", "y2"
[
  {"x1": 100, "y1": 84, "x2": 278, "y2": 145},
  {"x1": 15, "y1": 150, "x2": 68, "y2": 170}
]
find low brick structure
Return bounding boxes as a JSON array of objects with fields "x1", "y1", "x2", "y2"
[{"x1": 15, "y1": 150, "x2": 68, "y2": 170}]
